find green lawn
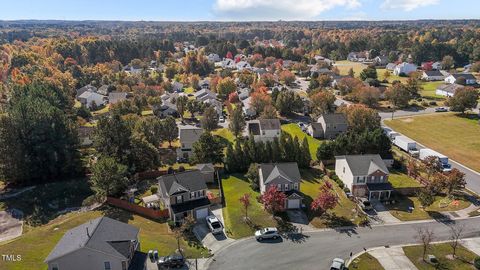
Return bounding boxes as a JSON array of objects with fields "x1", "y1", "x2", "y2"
[
  {"x1": 349, "y1": 252, "x2": 385, "y2": 270},
  {"x1": 386, "y1": 113, "x2": 480, "y2": 173},
  {"x1": 389, "y1": 170, "x2": 423, "y2": 189},
  {"x1": 301, "y1": 170, "x2": 364, "y2": 228},
  {"x1": 387, "y1": 195, "x2": 471, "y2": 221},
  {"x1": 334, "y1": 60, "x2": 367, "y2": 77},
  {"x1": 0, "y1": 208, "x2": 208, "y2": 270},
  {"x1": 403, "y1": 243, "x2": 478, "y2": 270},
  {"x1": 222, "y1": 175, "x2": 276, "y2": 239},
  {"x1": 281, "y1": 124, "x2": 323, "y2": 160},
  {"x1": 212, "y1": 128, "x2": 235, "y2": 145},
  {"x1": 420, "y1": 81, "x2": 445, "y2": 99},
  {"x1": 184, "y1": 87, "x2": 195, "y2": 95}
]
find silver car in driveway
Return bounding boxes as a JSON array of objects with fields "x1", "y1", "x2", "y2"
[
  {"x1": 206, "y1": 215, "x2": 223, "y2": 234},
  {"x1": 255, "y1": 227, "x2": 280, "y2": 241}
]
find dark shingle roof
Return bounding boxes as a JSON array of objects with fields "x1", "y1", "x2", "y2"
[
  {"x1": 450, "y1": 73, "x2": 476, "y2": 80},
  {"x1": 258, "y1": 119, "x2": 281, "y2": 130},
  {"x1": 424, "y1": 70, "x2": 443, "y2": 77},
  {"x1": 259, "y1": 163, "x2": 302, "y2": 185},
  {"x1": 45, "y1": 217, "x2": 139, "y2": 262},
  {"x1": 437, "y1": 83, "x2": 463, "y2": 94},
  {"x1": 179, "y1": 125, "x2": 203, "y2": 143},
  {"x1": 197, "y1": 163, "x2": 215, "y2": 173},
  {"x1": 158, "y1": 170, "x2": 208, "y2": 197},
  {"x1": 336, "y1": 154, "x2": 389, "y2": 176}
]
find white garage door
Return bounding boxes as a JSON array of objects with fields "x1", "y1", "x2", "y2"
[
  {"x1": 195, "y1": 208, "x2": 209, "y2": 219},
  {"x1": 287, "y1": 199, "x2": 300, "y2": 209}
]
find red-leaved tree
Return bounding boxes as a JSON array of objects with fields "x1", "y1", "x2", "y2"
[
  {"x1": 311, "y1": 181, "x2": 338, "y2": 216},
  {"x1": 260, "y1": 186, "x2": 286, "y2": 216},
  {"x1": 228, "y1": 91, "x2": 239, "y2": 103},
  {"x1": 239, "y1": 193, "x2": 251, "y2": 220}
]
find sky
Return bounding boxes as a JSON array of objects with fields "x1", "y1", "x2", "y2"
[{"x1": 1, "y1": 0, "x2": 479, "y2": 21}]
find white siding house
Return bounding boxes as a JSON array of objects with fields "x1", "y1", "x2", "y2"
[{"x1": 393, "y1": 62, "x2": 417, "y2": 76}]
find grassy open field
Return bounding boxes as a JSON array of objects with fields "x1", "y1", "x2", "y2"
[
  {"x1": 300, "y1": 170, "x2": 364, "y2": 228},
  {"x1": 281, "y1": 124, "x2": 323, "y2": 160},
  {"x1": 403, "y1": 243, "x2": 478, "y2": 270},
  {"x1": 222, "y1": 174, "x2": 276, "y2": 239},
  {"x1": 334, "y1": 60, "x2": 367, "y2": 77},
  {"x1": 385, "y1": 113, "x2": 480, "y2": 173},
  {"x1": 349, "y1": 252, "x2": 385, "y2": 270},
  {"x1": 0, "y1": 208, "x2": 208, "y2": 270}
]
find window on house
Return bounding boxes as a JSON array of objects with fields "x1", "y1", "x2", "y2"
[
  {"x1": 190, "y1": 192, "x2": 195, "y2": 199},
  {"x1": 122, "y1": 261, "x2": 127, "y2": 270},
  {"x1": 51, "y1": 264, "x2": 59, "y2": 270},
  {"x1": 284, "y1": 184, "x2": 289, "y2": 191},
  {"x1": 357, "y1": 177, "x2": 365, "y2": 184},
  {"x1": 294, "y1": 183, "x2": 299, "y2": 190},
  {"x1": 104, "y1": 262, "x2": 111, "y2": 270},
  {"x1": 176, "y1": 195, "x2": 183, "y2": 203},
  {"x1": 277, "y1": 184, "x2": 282, "y2": 191},
  {"x1": 380, "y1": 176, "x2": 384, "y2": 181}
]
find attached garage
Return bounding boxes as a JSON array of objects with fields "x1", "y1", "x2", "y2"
[
  {"x1": 287, "y1": 199, "x2": 300, "y2": 209},
  {"x1": 195, "y1": 207, "x2": 209, "y2": 219}
]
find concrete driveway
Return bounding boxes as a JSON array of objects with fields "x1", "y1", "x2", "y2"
[
  {"x1": 369, "y1": 247, "x2": 418, "y2": 270},
  {"x1": 193, "y1": 207, "x2": 234, "y2": 255},
  {"x1": 371, "y1": 201, "x2": 401, "y2": 224}
]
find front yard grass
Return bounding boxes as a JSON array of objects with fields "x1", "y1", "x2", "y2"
[
  {"x1": 281, "y1": 124, "x2": 323, "y2": 160},
  {"x1": 300, "y1": 170, "x2": 364, "y2": 228},
  {"x1": 385, "y1": 113, "x2": 480, "y2": 173},
  {"x1": 403, "y1": 243, "x2": 478, "y2": 270},
  {"x1": 349, "y1": 252, "x2": 385, "y2": 270},
  {"x1": 212, "y1": 128, "x2": 235, "y2": 145},
  {"x1": 222, "y1": 174, "x2": 276, "y2": 239},
  {"x1": 420, "y1": 81, "x2": 445, "y2": 99},
  {"x1": 0, "y1": 207, "x2": 208, "y2": 270},
  {"x1": 387, "y1": 195, "x2": 471, "y2": 221}
]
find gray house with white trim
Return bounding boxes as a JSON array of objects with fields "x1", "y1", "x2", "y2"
[{"x1": 258, "y1": 163, "x2": 303, "y2": 209}]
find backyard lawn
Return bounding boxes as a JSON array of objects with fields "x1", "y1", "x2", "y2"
[
  {"x1": 212, "y1": 128, "x2": 235, "y2": 145},
  {"x1": 387, "y1": 195, "x2": 471, "y2": 221},
  {"x1": 385, "y1": 113, "x2": 480, "y2": 173},
  {"x1": 403, "y1": 243, "x2": 478, "y2": 270},
  {"x1": 300, "y1": 170, "x2": 364, "y2": 228},
  {"x1": 388, "y1": 170, "x2": 423, "y2": 189},
  {"x1": 349, "y1": 252, "x2": 384, "y2": 270},
  {"x1": 0, "y1": 208, "x2": 208, "y2": 270},
  {"x1": 281, "y1": 124, "x2": 323, "y2": 160},
  {"x1": 334, "y1": 60, "x2": 367, "y2": 77},
  {"x1": 222, "y1": 174, "x2": 276, "y2": 239},
  {"x1": 420, "y1": 81, "x2": 445, "y2": 99}
]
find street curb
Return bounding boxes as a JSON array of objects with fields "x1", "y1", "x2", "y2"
[{"x1": 346, "y1": 237, "x2": 480, "y2": 267}]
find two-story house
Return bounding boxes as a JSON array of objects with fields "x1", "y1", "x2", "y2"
[
  {"x1": 258, "y1": 163, "x2": 303, "y2": 209},
  {"x1": 45, "y1": 217, "x2": 141, "y2": 270},
  {"x1": 158, "y1": 170, "x2": 211, "y2": 222},
  {"x1": 335, "y1": 154, "x2": 392, "y2": 201},
  {"x1": 246, "y1": 119, "x2": 281, "y2": 142},
  {"x1": 307, "y1": 113, "x2": 348, "y2": 139},
  {"x1": 177, "y1": 125, "x2": 203, "y2": 159}
]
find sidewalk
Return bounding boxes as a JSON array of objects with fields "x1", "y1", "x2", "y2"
[{"x1": 369, "y1": 247, "x2": 418, "y2": 270}]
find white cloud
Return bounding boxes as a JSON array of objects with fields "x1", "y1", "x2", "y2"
[
  {"x1": 381, "y1": 0, "x2": 439, "y2": 11},
  {"x1": 213, "y1": 0, "x2": 361, "y2": 20}
]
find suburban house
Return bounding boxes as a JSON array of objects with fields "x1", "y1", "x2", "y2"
[
  {"x1": 374, "y1": 56, "x2": 388, "y2": 66},
  {"x1": 197, "y1": 163, "x2": 215, "y2": 183},
  {"x1": 242, "y1": 96, "x2": 256, "y2": 117},
  {"x1": 435, "y1": 83, "x2": 464, "y2": 97},
  {"x1": 347, "y1": 51, "x2": 369, "y2": 62},
  {"x1": 421, "y1": 70, "x2": 445, "y2": 81},
  {"x1": 386, "y1": 63, "x2": 397, "y2": 71},
  {"x1": 97, "y1": 85, "x2": 110, "y2": 96},
  {"x1": 76, "y1": 84, "x2": 97, "y2": 98},
  {"x1": 258, "y1": 163, "x2": 303, "y2": 209},
  {"x1": 194, "y1": 89, "x2": 217, "y2": 103},
  {"x1": 237, "y1": 88, "x2": 250, "y2": 100},
  {"x1": 155, "y1": 102, "x2": 178, "y2": 117},
  {"x1": 78, "y1": 91, "x2": 107, "y2": 109},
  {"x1": 45, "y1": 217, "x2": 141, "y2": 270},
  {"x1": 172, "y1": 81, "x2": 184, "y2": 92},
  {"x1": 335, "y1": 154, "x2": 392, "y2": 201},
  {"x1": 393, "y1": 62, "x2": 417, "y2": 76},
  {"x1": 307, "y1": 113, "x2": 348, "y2": 139},
  {"x1": 221, "y1": 58, "x2": 235, "y2": 69},
  {"x1": 157, "y1": 171, "x2": 211, "y2": 222},
  {"x1": 246, "y1": 119, "x2": 281, "y2": 142},
  {"x1": 199, "y1": 79, "x2": 210, "y2": 89},
  {"x1": 177, "y1": 125, "x2": 203, "y2": 159},
  {"x1": 444, "y1": 73, "x2": 477, "y2": 85},
  {"x1": 108, "y1": 92, "x2": 129, "y2": 105},
  {"x1": 236, "y1": 61, "x2": 251, "y2": 71}
]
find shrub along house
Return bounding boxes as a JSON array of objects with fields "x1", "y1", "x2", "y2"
[
  {"x1": 45, "y1": 217, "x2": 141, "y2": 270},
  {"x1": 258, "y1": 163, "x2": 303, "y2": 209},
  {"x1": 157, "y1": 170, "x2": 211, "y2": 223},
  {"x1": 335, "y1": 154, "x2": 393, "y2": 201}
]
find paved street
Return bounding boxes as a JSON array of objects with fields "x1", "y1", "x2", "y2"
[{"x1": 207, "y1": 217, "x2": 480, "y2": 270}]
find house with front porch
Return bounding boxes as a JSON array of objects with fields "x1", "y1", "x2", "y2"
[
  {"x1": 258, "y1": 163, "x2": 303, "y2": 209},
  {"x1": 335, "y1": 154, "x2": 392, "y2": 201},
  {"x1": 158, "y1": 171, "x2": 211, "y2": 223}
]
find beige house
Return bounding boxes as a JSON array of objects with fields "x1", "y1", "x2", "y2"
[{"x1": 45, "y1": 217, "x2": 140, "y2": 270}]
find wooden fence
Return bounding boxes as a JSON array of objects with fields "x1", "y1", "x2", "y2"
[{"x1": 106, "y1": 197, "x2": 169, "y2": 220}]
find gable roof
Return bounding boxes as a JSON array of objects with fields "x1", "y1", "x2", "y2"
[
  {"x1": 436, "y1": 83, "x2": 463, "y2": 94},
  {"x1": 449, "y1": 73, "x2": 476, "y2": 80},
  {"x1": 259, "y1": 163, "x2": 301, "y2": 185},
  {"x1": 108, "y1": 92, "x2": 129, "y2": 104},
  {"x1": 319, "y1": 113, "x2": 347, "y2": 125},
  {"x1": 424, "y1": 70, "x2": 443, "y2": 77},
  {"x1": 158, "y1": 170, "x2": 208, "y2": 196},
  {"x1": 197, "y1": 163, "x2": 215, "y2": 173},
  {"x1": 258, "y1": 119, "x2": 281, "y2": 131},
  {"x1": 78, "y1": 91, "x2": 106, "y2": 100},
  {"x1": 178, "y1": 125, "x2": 203, "y2": 143},
  {"x1": 336, "y1": 154, "x2": 389, "y2": 176},
  {"x1": 45, "y1": 217, "x2": 139, "y2": 263}
]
